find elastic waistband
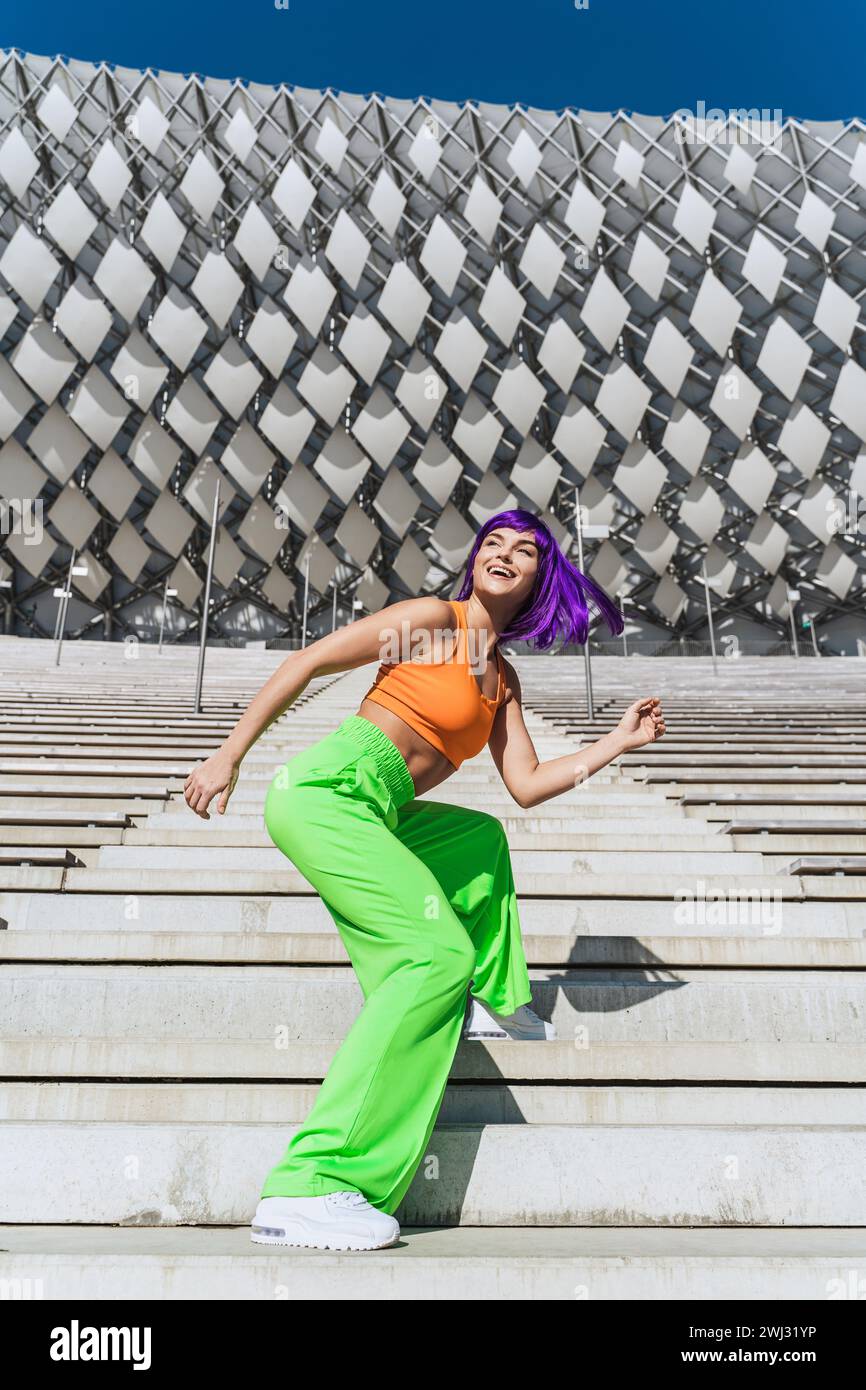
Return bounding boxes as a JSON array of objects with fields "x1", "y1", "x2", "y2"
[{"x1": 334, "y1": 715, "x2": 415, "y2": 809}]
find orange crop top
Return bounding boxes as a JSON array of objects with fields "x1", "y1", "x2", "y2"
[{"x1": 361, "y1": 600, "x2": 507, "y2": 769}]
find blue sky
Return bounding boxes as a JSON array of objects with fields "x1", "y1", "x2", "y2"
[{"x1": 1, "y1": 0, "x2": 864, "y2": 120}]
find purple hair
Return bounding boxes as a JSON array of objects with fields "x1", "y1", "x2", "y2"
[{"x1": 456, "y1": 508, "x2": 624, "y2": 649}]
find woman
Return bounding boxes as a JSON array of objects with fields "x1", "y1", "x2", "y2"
[{"x1": 183, "y1": 507, "x2": 665, "y2": 1252}]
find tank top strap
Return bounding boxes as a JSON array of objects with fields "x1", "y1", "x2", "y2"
[
  {"x1": 446, "y1": 599, "x2": 467, "y2": 659},
  {"x1": 454, "y1": 599, "x2": 505, "y2": 704}
]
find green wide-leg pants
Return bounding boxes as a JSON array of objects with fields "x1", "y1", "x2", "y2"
[{"x1": 259, "y1": 713, "x2": 533, "y2": 1216}]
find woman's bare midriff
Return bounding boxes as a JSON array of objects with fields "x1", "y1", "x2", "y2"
[{"x1": 355, "y1": 698, "x2": 459, "y2": 798}]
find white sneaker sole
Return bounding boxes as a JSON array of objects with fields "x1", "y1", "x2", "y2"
[
  {"x1": 250, "y1": 1219, "x2": 399, "y2": 1252},
  {"x1": 463, "y1": 1030, "x2": 556, "y2": 1040}
]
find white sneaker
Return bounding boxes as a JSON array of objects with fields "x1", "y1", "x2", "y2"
[
  {"x1": 462, "y1": 996, "x2": 556, "y2": 1041},
  {"x1": 250, "y1": 1191, "x2": 400, "y2": 1251}
]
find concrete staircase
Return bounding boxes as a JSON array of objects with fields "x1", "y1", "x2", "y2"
[{"x1": 1, "y1": 637, "x2": 865, "y2": 1299}]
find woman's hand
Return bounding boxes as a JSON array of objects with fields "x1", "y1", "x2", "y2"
[
  {"x1": 616, "y1": 696, "x2": 666, "y2": 751},
  {"x1": 183, "y1": 747, "x2": 241, "y2": 820}
]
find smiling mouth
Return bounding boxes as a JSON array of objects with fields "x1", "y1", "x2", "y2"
[{"x1": 487, "y1": 565, "x2": 515, "y2": 578}]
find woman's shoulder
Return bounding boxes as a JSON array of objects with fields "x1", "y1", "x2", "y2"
[
  {"x1": 375, "y1": 595, "x2": 458, "y2": 632},
  {"x1": 411, "y1": 595, "x2": 460, "y2": 624}
]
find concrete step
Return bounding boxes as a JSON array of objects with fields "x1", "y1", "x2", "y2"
[
  {"x1": 10, "y1": 866, "x2": 827, "y2": 898},
  {"x1": 723, "y1": 819, "x2": 866, "y2": 833},
  {"x1": 0, "y1": 810, "x2": 130, "y2": 827},
  {"x1": 0, "y1": 847, "x2": 79, "y2": 867},
  {"x1": 6, "y1": 1079, "x2": 865, "y2": 1124},
  {"x1": 226, "y1": 789, "x2": 671, "y2": 810},
  {"x1": 0, "y1": 761, "x2": 195, "y2": 777},
  {"x1": 622, "y1": 754, "x2": 866, "y2": 767},
  {"x1": 3, "y1": 930, "x2": 865, "y2": 968},
  {"x1": 3, "y1": 891, "x2": 863, "y2": 964},
  {"x1": 4, "y1": 891, "x2": 860, "y2": 936},
  {"x1": 2, "y1": 1225, "x2": 862, "y2": 1299},
  {"x1": 638, "y1": 773, "x2": 866, "y2": 787},
  {"x1": 3, "y1": 931, "x2": 864, "y2": 966},
  {"x1": 616, "y1": 739, "x2": 866, "y2": 750},
  {"x1": 140, "y1": 810, "x2": 705, "y2": 833},
  {"x1": 0, "y1": 826, "x2": 734, "y2": 856},
  {"x1": 4, "y1": 964, "x2": 864, "y2": 1045},
  {"x1": 740, "y1": 837, "x2": 866, "y2": 854},
  {"x1": 0, "y1": 781, "x2": 175, "y2": 797},
  {"x1": 230, "y1": 773, "x2": 619, "y2": 793},
  {"x1": 0, "y1": 729, "x2": 222, "y2": 741},
  {"x1": 0, "y1": 1036, "x2": 861, "y2": 1082},
  {"x1": 238, "y1": 750, "x2": 615, "y2": 768},
  {"x1": 0, "y1": 797, "x2": 168, "y2": 814},
  {"x1": 142, "y1": 807, "x2": 700, "y2": 829},
  {"x1": 2, "y1": 1116, "x2": 864, "y2": 1227},
  {"x1": 0, "y1": 828, "x2": 125, "y2": 847},
  {"x1": 0, "y1": 868, "x2": 66, "y2": 891},
  {"x1": 4, "y1": 846, "x2": 763, "y2": 874},
  {"x1": 0, "y1": 742, "x2": 219, "y2": 758},
  {"x1": 683, "y1": 797, "x2": 866, "y2": 813},
  {"x1": 789, "y1": 856, "x2": 866, "y2": 876},
  {"x1": 92, "y1": 845, "x2": 764, "y2": 875},
  {"x1": 694, "y1": 811, "x2": 866, "y2": 829},
  {"x1": 108, "y1": 828, "x2": 737, "y2": 853}
]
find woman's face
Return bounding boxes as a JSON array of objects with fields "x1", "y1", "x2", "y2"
[{"x1": 472, "y1": 527, "x2": 539, "y2": 611}]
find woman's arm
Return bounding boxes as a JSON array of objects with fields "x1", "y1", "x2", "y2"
[
  {"x1": 183, "y1": 594, "x2": 454, "y2": 819},
  {"x1": 488, "y1": 658, "x2": 665, "y2": 809}
]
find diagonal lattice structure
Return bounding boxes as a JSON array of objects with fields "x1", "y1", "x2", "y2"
[{"x1": 0, "y1": 48, "x2": 865, "y2": 646}]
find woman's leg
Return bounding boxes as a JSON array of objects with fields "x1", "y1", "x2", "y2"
[
  {"x1": 390, "y1": 798, "x2": 534, "y2": 1017},
  {"x1": 258, "y1": 734, "x2": 477, "y2": 1217}
]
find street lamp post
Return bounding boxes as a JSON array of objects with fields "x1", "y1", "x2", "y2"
[
  {"x1": 786, "y1": 586, "x2": 801, "y2": 658},
  {"x1": 618, "y1": 589, "x2": 628, "y2": 657},
  {"x1": 301, "y1": 550, "x2": 311, "y2": 649},
  {"x1": 158, "y1": 579, "x2": 178, "y2": 654},
  {"x1": 193, "y1": 477, "x2": 221, "y2": 714},
  {"x1": 701, "y1": 559, "x2": 718, "y2": 677},
  {"x1": 574, "y1": 490, "x2": 594, "y2": 720},
  {"x1": 0, "y1": 577, "x2": 11, "y2": 635},
  {"x1": 54, "y1": 552, "x2": 89, "y2": 667},
  {"x1": 52, "y1": 565, "x2": 70, "y2": 641},
  {"x1": 575, "y1": 492, "x2": 610, "y2": 722}
]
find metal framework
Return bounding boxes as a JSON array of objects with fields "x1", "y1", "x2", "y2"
[{"x1": 0, "y1": 48, "x2": 864, "y2": 644}]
